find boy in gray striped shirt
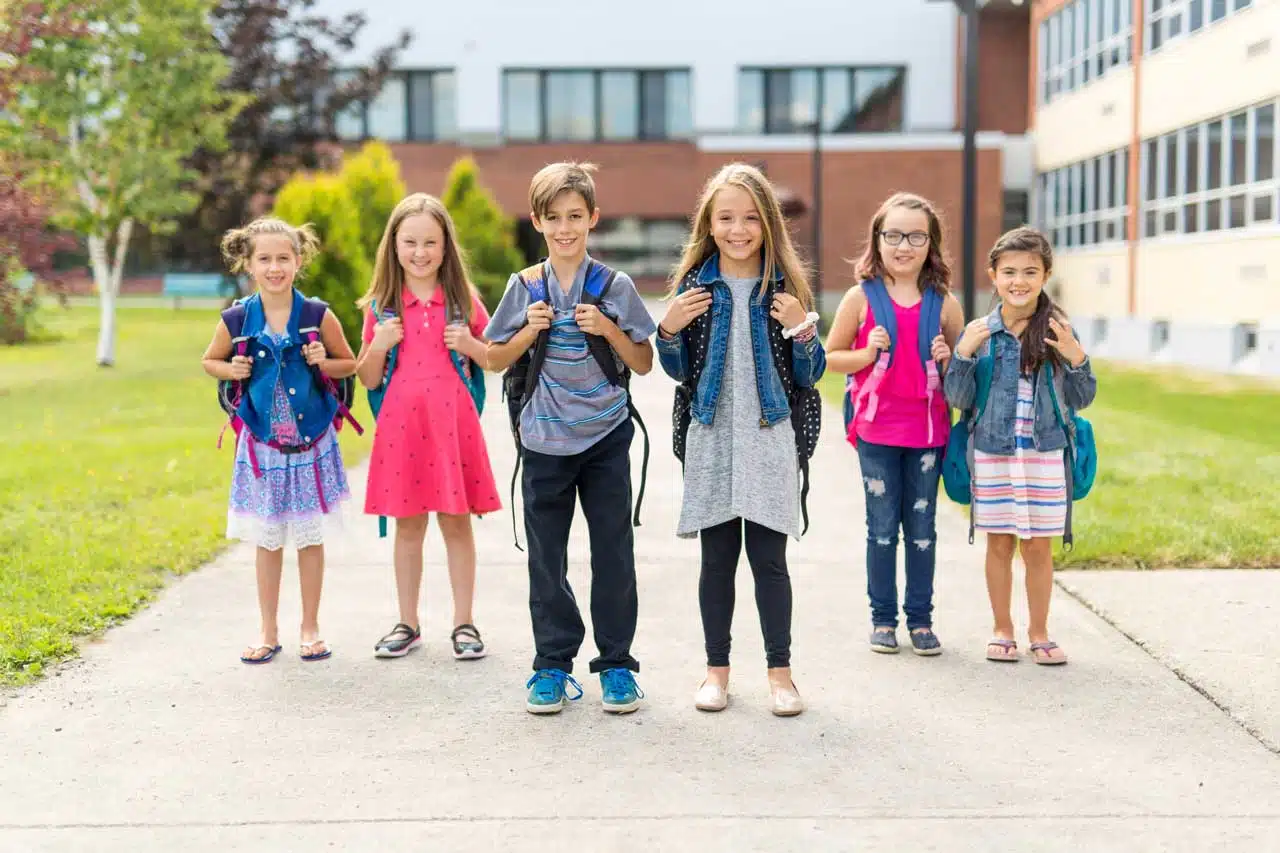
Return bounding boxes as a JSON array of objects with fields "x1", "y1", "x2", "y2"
[{"x1": 485, "y1": 162, "x2": 657, "y2": 716}]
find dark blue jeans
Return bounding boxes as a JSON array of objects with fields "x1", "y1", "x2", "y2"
[{"x1": 855, "y1": 439, "x2": 942, "y2": 631}]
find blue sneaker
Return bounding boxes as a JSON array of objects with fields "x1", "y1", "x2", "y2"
[
  {"x1": 600, "y1": 668, "x2": 644, "y2": 714},
  {"x1": 525, "y1": 669, "x2": 582, "y2": 715}
]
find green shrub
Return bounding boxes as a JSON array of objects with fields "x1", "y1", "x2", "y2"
[
  {"x1": 442, "y1": 157, "x2": 523, "y2": 310},
  {"x1": 340, "y1": 141, "x2": 407, "y2": 264}
]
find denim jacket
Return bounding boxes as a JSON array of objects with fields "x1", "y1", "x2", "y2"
[
  {"x1": 236, "y1": 290, "x2": 338, "y2": 445},
  {"x1": 943, "y1": 306, "x2": 1096, "y2": 455},
  {"x1": 656, "y1": 254, "x2": 826, "y2": 426}
]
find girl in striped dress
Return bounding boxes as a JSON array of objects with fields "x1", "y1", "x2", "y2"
[{"x1": 944, "y1": 227, "x2": 1096, "y2": 665}]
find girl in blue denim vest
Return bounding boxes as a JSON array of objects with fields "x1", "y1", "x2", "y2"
[
  {"x1": 201, "y1": 218, "x2": 358, "y2": 665},
  {"x1": 944, "y1": 227, "x2": 1096, "y2": 665},
  {"x1": 657, "y1": 163, "x2": 827, "y2": 716}
]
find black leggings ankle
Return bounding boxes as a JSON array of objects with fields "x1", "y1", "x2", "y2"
[{"x1": 698, "y1": 518, "x2": 792, "y2": 669}]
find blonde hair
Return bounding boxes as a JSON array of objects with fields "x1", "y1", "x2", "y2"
[
  {"x1": 529, "y1": 161, "x2": 598, "y2": 220},
  {"x1": 668, "y1": 162, "x2": 813, "y2": 308},
  {"x1": 357, "y1": 193, "x2": 476, "y2": 322},
  {"x1": 220, "y1": 217, "x2": 320, "y2": 275}
]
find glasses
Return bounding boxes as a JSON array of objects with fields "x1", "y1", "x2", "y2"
[{"x1": 881, "y1": 230, "x2": 929, "y2": 248}]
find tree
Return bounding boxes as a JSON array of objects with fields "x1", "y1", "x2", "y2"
[
  {"x1": 338, "y1": 141, "x2": 406, "y2": 263},
  {"x1": 1, "y1": 0, "x2": 247, "y2": 365},
  {"x1": 441, "y1": 158, "x2": 524, "y2": 310},
  {"x1": 0, "y1": 163, "x2": 77, "y2": 343},
  {"x1": 272, "y1": 172, "x2": 370, "y2": 354},
  {"x1": 171, "y1": 0, "x2": 410, "y2": 270}
]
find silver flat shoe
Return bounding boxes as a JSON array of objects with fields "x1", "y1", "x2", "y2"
[
  {"x1": 770, "y1": 681, "x2": 805, "y2": 717},
  {"x1": 694, "y1": 680, "x2": 729, "y2": 712}
]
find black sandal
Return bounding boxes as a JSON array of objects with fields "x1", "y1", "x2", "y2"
[
  {"x1": 451, "y1": 623, "x2": 486, "y2": 660},
  {"x1": 374, "y1": 622, "x2": 421, "y2": 659}
]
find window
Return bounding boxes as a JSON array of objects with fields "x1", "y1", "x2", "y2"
[
  {"x1": 1037, "y1": 147, "x2": 1129, "y2": 249},
  {"x1": 1145, "y1": 0, "x2": 1254, "y2": 54},
  {"x1": 1141, "y1": 98, "x2": 1279, "y2": 237},
  {"x1": 587, "y1": 218, "x2": 688, "y2": 278},
  {"x1": 1039, "y1": 0, "x2": 1132, "y2": 105},
  {"x1": 501, "y1": 69, "x2": 692, "y2": 142},
  {"x1": 737, "y1": 66, "x2": 905, "y2": 134},
  {"x1": 334, "y1": 69, "x2": 456, "y2": 143}
]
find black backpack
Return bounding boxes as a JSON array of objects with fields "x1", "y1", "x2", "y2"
[
  {"x1": 501, "y1": 259, "x2": 650, "y2": 549},
  {"x1": 670, "y1": 269, "x2": 821, "y2": 534}
]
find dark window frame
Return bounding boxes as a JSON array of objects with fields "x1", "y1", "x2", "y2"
[
  {"x1": 737, "y1": 64, "x2": 908, "y2": 134},
  {"x1": 334, "y1": 67, "x2": 455, "y2": 143},
  {"x1": 500, "y1": 68, "x2": 693, "y2": 143}
]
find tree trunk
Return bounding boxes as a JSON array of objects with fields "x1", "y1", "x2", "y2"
[{"x1": 93, "y1": 218, "x2": 134, "y2": 367}]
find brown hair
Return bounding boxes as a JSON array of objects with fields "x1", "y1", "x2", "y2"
[
  {"x1": 357, "y1": 193, "x2": 477, "y2": 322},
  {"x1": 529, "y1": 161, "x2": 598, "y2": 220},
  {"x1": 220, "y1": 217, "x2": 320, "y2": 276},
  {"x1": 851, "y1": 192, "x2": 951, "y2": 295},
  {"x1": 988, "y1": 225, "x2": 1061, "y2": 375},
  {"x1": 667, "y1": 162, "x2": 814, "y2": 309}
]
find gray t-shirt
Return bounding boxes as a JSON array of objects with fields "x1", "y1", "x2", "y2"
[{"x1": 485, "y1": 257, "x2": 657, "y2": 456}]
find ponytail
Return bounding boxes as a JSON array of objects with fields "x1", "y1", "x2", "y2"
[{"x1": 1021, "y1": 291, "x2": 1062, "y2": 375}]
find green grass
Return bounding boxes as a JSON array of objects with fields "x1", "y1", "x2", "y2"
[
  {"x1": 0, "y1": 305, "x2": 373, "y2": 685},
  {"x1": 818, "y1": 363, "x2": 1280, "y2": 569}
]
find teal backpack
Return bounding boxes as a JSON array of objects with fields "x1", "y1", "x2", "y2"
[{"x1": 941, "y1": 334, "x2": 1097, "y2": 546}]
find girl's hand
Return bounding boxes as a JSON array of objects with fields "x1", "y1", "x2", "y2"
[
  {"x1": 930, "y1": 333, "x2": 952, "y2": 363},
  {"x1": 371, "y1": 316, "x2": 404, "y2": 353},
  {"x1": 770, "y1": 292, "x2": 807, "y2": 329},
  {"x1": 866, "y1": 325, "x2": 891, "y2": 352},
  {"x1": 574, "y1": 303, "x2": 618, "y2": 338},
  {"x1": 1046, "y1": 316, "x2": 1086, "y2": 367},
  {"x1": 660, "y1": 286, "x2": 712, "y2": 335},
  {"x1": 956, "y1": 318, "x2": 993, "y2": 358},
  {"x1": 526, "y1": 301, "x2": 554, "y2": 332},
  {"x1": 227, "y1": 354, "x2": 253, "y2": 380},
  {"x1": 303, "y1": 341, "x2": 327, "y2": 366},
  {"x1": 443, "y1": 322, "x2": 474, "y2": 352}
]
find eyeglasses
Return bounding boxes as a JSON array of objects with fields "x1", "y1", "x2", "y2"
[{"x1": 881, "y1": 230, "x2": 929, "y2": 248}]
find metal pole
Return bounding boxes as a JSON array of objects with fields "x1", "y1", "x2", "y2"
[
  {"x1": 811, "y1": 120, "x2": 823, "y2": 315},
  {"x1": 961, "y1": 0, "x2": 981, "y2": 320}
]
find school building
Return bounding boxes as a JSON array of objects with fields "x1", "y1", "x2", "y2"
[
  {"x1": 1030, "y1": 0, "x2": 1280, "y2": 374},
  {"x1": 316, "y1": 0, "x2": 1037, "y2": 311}
]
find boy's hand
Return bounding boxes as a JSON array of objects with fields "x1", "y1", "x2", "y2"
[
  {"x1": 227, "y1": 354, "x2": 253, "y2": 380},
  {"x1": 660, "y1": 286, "x2": 712, "y2": 335},
  {"x1": 370, "y1": 317, "x2": 403, "y2": 353},
  {"x1": 769, "y1": 292, "x2": 807, "y2": 329},
  {"x1": 930, "y1": 334, "x2": 951, "y2": 363},
  {"x1": 526, "y1": 301, "x2": 554, "y2": 332},
  {"x1": 956, "y1": 318, "x2": 993, "y2": 358},
  {"x1": 1046, "y1": 316, "x2": 1087, "y2": 367},
  {"x1": 303, "y1": 341, "x2": 327, "y2": 366},
  {"x1": 574, "y1": 303, "x2": 618, "y2": 338}
]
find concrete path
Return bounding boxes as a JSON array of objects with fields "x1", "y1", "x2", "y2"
[{"x1": 3, "y1": 321, "x2": 1279, "y2": 851}]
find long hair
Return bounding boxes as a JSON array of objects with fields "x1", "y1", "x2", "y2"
[
  {"x1": 667, "y1": 162, "x2": 813, "y2": 309},
  {"x1": 988, "y1": 225, "x2": 1061, "y2": 375},
  {"x1": 357, "y1": 193, "x2": 476, "y2": 322},
  {"x1": 851, "y1": 192, "x2": 951, "y2": 296},
  {"x1": 220, "y1": 217, "x2": 320, "y2": 277}
]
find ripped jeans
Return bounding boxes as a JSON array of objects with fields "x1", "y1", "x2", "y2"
[{"x1": 855, "y1": 439, "x2": 942, "y2": 631}]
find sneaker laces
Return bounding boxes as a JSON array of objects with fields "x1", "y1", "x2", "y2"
[
  {"x1": 601, "y1": 668, "x2": 644, "y2": 699},
  {"x1": 526, "y1": 669, "x2": 583, "y2": 700}
]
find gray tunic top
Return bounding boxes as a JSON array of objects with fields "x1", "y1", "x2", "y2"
[{"x1": 676, "y1": 276, "x2": 801, "y2": 540}]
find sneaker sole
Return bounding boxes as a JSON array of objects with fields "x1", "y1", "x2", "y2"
[
  {"x1": 912, "y1": 646, "x2": 943, "y2": 657},
  {"x1": 603, "y1": 699, "x2": 641, "y2": 714},
  {"x1": 454, "y1": 647, "x2": 487, "y2": 661},
  {"x1": 374, "y1": 637, "x2": 422, "y2": 658},
  {"x1": 526, "y1": 699, "x2": 566, "y2": 715},
  {"x1": 870, "y1": 644, "x2": 900, "y2": 654}
]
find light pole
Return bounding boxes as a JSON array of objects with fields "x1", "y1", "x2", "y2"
[{"x1": 808, "y1": 120, "x2": 823, "y2": 317}]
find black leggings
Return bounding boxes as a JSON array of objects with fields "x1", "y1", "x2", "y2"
[{"x1": 698, "y1": 518, "x2": 792, "y2": 669}]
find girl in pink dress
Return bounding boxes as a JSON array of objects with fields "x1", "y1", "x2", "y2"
[{"x1": 355, "y1": 194, "x2": 502, "y2": 661}]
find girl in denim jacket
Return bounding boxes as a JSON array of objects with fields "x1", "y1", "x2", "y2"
[
  {"x1": 944, "y1": 227, "x2": 1096, "y2": 665},
  {"x1": 657, "y1": 163, "x2": 826, "y2": 716}
]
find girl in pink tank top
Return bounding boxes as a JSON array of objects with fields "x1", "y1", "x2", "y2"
[{"x1": 825, "y1": 193, "x2": 964, "y2": 656}]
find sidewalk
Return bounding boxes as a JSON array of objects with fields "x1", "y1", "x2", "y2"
[{"x1": 2, "y1": 325, "x2": 1279, "y2": 851}]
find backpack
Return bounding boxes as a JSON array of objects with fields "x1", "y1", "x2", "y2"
[
  {"x1": 500, "y1": 259, "x2": 650, "y2": 550},
  {"x1": 670, "y1": 269, "x2": 823, "y2": 535},
  {"x1": 843, "y1": 278, "x2": 945, "y2": 446},
  {"x1": 365, "y1": 295, "x2": 488, "y2": 538},
  {"x1": 940, "y1": 334, "x2": 1097, "y2": 547},
  {"x1": 216, "y1": 294, "x2": 363, "y2": 478}
]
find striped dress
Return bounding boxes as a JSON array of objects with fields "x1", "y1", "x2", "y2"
[{"x1": 972, "y1": 376, "x2": 1067, "y2": 539}]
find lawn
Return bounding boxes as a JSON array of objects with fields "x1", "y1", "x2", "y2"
[
  {"x1": 0, "y1": 304, "x2": 373, "y2": 685},
  {"x1": 818, "y1": 363, "x2": 1280, "y2": 569}
]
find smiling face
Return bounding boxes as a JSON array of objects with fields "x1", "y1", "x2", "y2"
[
  {"x1": 710, "y1": 185, "x2": 764, "y2": 268},
  {"x1": 247, "y1": 234, "x2": 299, "y2": 297},
  {"x1": 877, "y1": 206, "x2": 931, "y2": 284},
  {"x1": 989, "y1": 249, "x2": 1047, "y2": 310},
  {"x1": 395, "y1": 212, "x2": 445, "y2": 285},
  {"x1": 533, "y1": 190, "x2": 598, "y2": 265}
]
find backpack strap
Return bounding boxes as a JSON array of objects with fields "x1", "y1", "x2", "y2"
[
  {"x1": 517, "y1": 263, "x2": 552, "y2": 407},
  {"x1": 861, "y1": 278, "x2": 898, "y2": 365},
  {"x1": 296, "y1": 296, "x2": 363, "y2": 436},
  {"x1": 919, "y1": 287, "x2": 945, "y2": 445},
  {"x1": 965, "y1": 334, "x2": 998, "y2": 544},
  {"x1": 849, "y1": 279, "x2": 895, "y2": 428},
  {"x1": 1043, "y1": 359, "x2": 1076, "y2": 549},
  {"x1": 581, "y1": 260, "x2": 623, "y2": 386}
]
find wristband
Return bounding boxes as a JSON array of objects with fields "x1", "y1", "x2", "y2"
[
  {"x1": 782, "y1": 312, "x2": 820, "y2": 340},
  {"x1": 657, "y1": 324, "x2": 677, "y2": 339}
]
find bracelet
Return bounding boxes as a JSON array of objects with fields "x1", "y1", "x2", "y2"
[
  {"x1": 782, "y1": 312, "x2": 820, "y2": 340},
  {"x1": 657, "y1": 324, "x2": 677, "y2": 340}
]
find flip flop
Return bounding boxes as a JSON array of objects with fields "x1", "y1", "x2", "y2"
[
  {"x1": 985, "y1": 638, "x2": 1019, "y2": 662},
  {"x1": 299, "y1": 639, "x2": 331, "y2": 662},
  {"x1": 240, "y1": 644, "x2": 282, "y2": 665},
  {"x1": 1029, "y1": 641, "x2": 1068, "y2": 666}
]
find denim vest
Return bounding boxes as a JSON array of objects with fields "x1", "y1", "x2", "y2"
[
  {"x1": 943, "y1": 307, "x2": 1097, "y2": 455},
  {"x1": 656, "y1": 253, "x2": 826, "y2": 426},
  {"x1": 236, "y1": 290, "x2": 338, "y2": 445}
]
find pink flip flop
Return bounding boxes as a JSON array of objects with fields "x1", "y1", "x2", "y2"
[
  {"x1": 985, "y1": 638, "x2": 1019, "y2": 662},
  {"x1": 1029, "y1": 641, "x2": 1068, "y2": 666}
]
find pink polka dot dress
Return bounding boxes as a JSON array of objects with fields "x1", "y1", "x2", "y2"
[{"x1": 363, "y1": 286, "x2": 502, "y2": 519}]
